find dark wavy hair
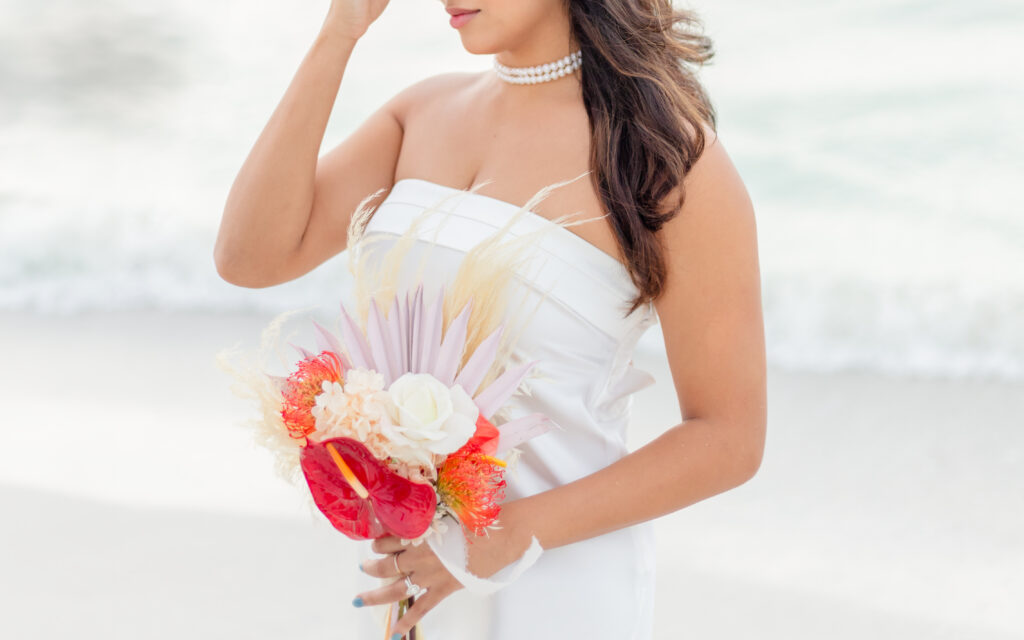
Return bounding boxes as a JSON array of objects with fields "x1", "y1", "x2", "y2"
[{"x1": 566, "y1": 0, "x2": 717, "y2": 316}]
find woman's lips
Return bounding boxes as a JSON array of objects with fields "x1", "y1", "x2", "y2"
[{"x1": 449, "y1": 10, "x2": 480, "y2": 29}]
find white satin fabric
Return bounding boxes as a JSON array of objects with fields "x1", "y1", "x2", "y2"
[{"x1": 352, "y1": 178, "x2": 660, "y2": 639}]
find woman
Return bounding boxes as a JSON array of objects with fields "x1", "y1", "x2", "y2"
[{"x1": 214, "y1": 0, "x2": 766, "y2": 637}]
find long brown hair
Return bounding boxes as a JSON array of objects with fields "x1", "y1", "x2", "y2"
[{"x1": 566, "y1": 0, "x2": 717, "y2": 316}]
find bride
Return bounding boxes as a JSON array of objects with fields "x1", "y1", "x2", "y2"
[{"x1": 214, "y1": 0, "x2": 766, "y2": 637}]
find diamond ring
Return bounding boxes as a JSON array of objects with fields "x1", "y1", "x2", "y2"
[{"x1": 404, "y1": 575, "x2": 425, "y2": 598}]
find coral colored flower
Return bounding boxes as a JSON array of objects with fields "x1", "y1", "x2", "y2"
[
  {"x1": 280, "y1": 351, "x2": 344, "y2": 440},
  {"x1": 437, "y1": 443, "x2": 507, "y2": 537}
]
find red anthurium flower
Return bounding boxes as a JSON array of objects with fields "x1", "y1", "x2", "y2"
[{"x1": 299, "y1": 437, "x2": 436, "y2": 540}]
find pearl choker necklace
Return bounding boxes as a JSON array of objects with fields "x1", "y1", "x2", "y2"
[{"x1": 493, "y1": 50, "x2": 582, "y2": 85}]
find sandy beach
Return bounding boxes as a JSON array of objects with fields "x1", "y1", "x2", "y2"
[{"x1": 1, "y1": 310, "x2": 1021, "y2": 639}]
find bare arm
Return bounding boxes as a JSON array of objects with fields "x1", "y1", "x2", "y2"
[
  {"x1": 498, "y1": 132, "x2": 767, "y2": 552},
  {"x1": 214, "y1": 4, "x2": 403, "y2": 287}
]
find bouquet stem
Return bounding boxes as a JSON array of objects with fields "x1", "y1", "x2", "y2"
[
  {"x1": 407, "y1": 596, "x2": 417, "y2": 640},
  {"x1": 385, "y1": 596, "x2": 420, "y2": 640}
]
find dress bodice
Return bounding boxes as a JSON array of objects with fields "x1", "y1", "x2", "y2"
[{"x1": 362, "y1": 177, "x2": 661, "y2": 494}]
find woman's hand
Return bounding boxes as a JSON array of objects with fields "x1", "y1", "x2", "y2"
[
  {"x1": 323, "y1": 0, "x2": 393, "y2": 43},
  {"x1": 355, "y1": 502, "x2": 534, "y2": 637},
  {"x1": 356, "y1": 535, "x2": 462, "y2": 637}
]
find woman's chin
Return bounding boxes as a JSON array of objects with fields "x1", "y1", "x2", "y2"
[
  {"x1": 455, "y1": 30, "x2": 504, "y2": 56},
  {"x1": 459, "y1": 39, "x2": 497, "y2": 56}
]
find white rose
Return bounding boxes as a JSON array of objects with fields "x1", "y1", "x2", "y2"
[{"x1": 381, "y1": 373, "x2": 478, "y2": 466}]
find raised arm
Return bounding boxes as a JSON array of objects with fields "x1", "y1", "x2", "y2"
[{"x1": 213, "y1": 1, "x2": 403, "y2": 288}]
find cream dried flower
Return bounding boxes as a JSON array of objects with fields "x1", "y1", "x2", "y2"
[{"x1": 310, "y1": 368, "x2": 393, "y2": 460}]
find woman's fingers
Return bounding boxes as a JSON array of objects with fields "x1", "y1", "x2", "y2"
[
  {"x1": 353, "y1": 542, "x2": 467, "y2": 634},
  {"x1": 371, "y1": 535, "x2": 405, "y2": 554},
  {"x1": 361, "y1": 550, "x2": 406, "y2": 578},
  {"x1": 356, "y1": 563, "x2": 453, "y2": 607},
  {"x1": 391, "y1": 584, "x2": 453, "y2": 638},
  {"x1": 355, "y1": 530, "x2": 525, "y2": 638},
  {"x1": 354, "y1": 573, "x2": 410, "y2": 607}
]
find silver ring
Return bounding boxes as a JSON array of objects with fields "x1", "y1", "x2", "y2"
[
  {"x1": 404, "y1": 575, "x2": 425, "y2": 597},
  {"x1": 392, "y1": 553, "x2": 403, "y2": 576}
]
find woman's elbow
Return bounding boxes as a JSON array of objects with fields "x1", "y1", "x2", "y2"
[
  {"x1": 213, "y1": 242, "x2": 274, "y2": 288},
  {"x1": 735, "y1": 419, "x2": 766, "y2": 483},
  {"x1": 213, "y1": 242, "x2": 248, "y2": 286}
]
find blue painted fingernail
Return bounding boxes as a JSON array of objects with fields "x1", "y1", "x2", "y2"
[
  {"x1": 358, "y1": 562, "x2": 364, "y2": 572},
  {"x1": 352, "y1": 596, "x2": 364, "y2": 608},
  {"x1": 391, "y1": 634, "x2": 402, "y2": 640}
]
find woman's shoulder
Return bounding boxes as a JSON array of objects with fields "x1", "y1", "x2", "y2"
[
  {"x1": 657, "y1": 122, "x2": 736, "y2": 218},
  {"x1": 385, "y1": 70, "x2": 489, "y2": 126},
  {"x1": 655, "y1": 123, "x2": 756, "y2": 263}
]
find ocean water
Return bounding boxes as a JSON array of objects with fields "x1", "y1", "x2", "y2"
[{"x1": 1, "y1": 0, "x2": 1021, "y2": 381}]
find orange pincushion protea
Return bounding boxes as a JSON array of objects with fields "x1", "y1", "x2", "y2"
[
  {"x1": 437, "y1": 441, "x2": 507, "y2": 537},
  {"x1": 280, "y1": 351, "x2": 344, "y2": 441}
]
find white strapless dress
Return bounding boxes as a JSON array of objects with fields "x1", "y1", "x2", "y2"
[{"x1": 351, "y1": 177, "x2": 661, "y2": 639}]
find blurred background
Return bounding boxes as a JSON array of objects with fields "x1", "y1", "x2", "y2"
[{"x1": 1, "y1": 0, "x2": 1021, "y2": 638}]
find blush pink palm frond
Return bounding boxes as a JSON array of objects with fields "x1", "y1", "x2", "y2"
[{"x1": 324, "y1": 282, "x2": 556, "y2": 455}]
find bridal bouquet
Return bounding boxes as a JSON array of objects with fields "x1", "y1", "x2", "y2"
[
  {"x1": 261, "y1": 282, "x2": 555, "y2": 544},
  {"x1": 217, "y1": 178, "x2": 583, "y2": 638}
]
